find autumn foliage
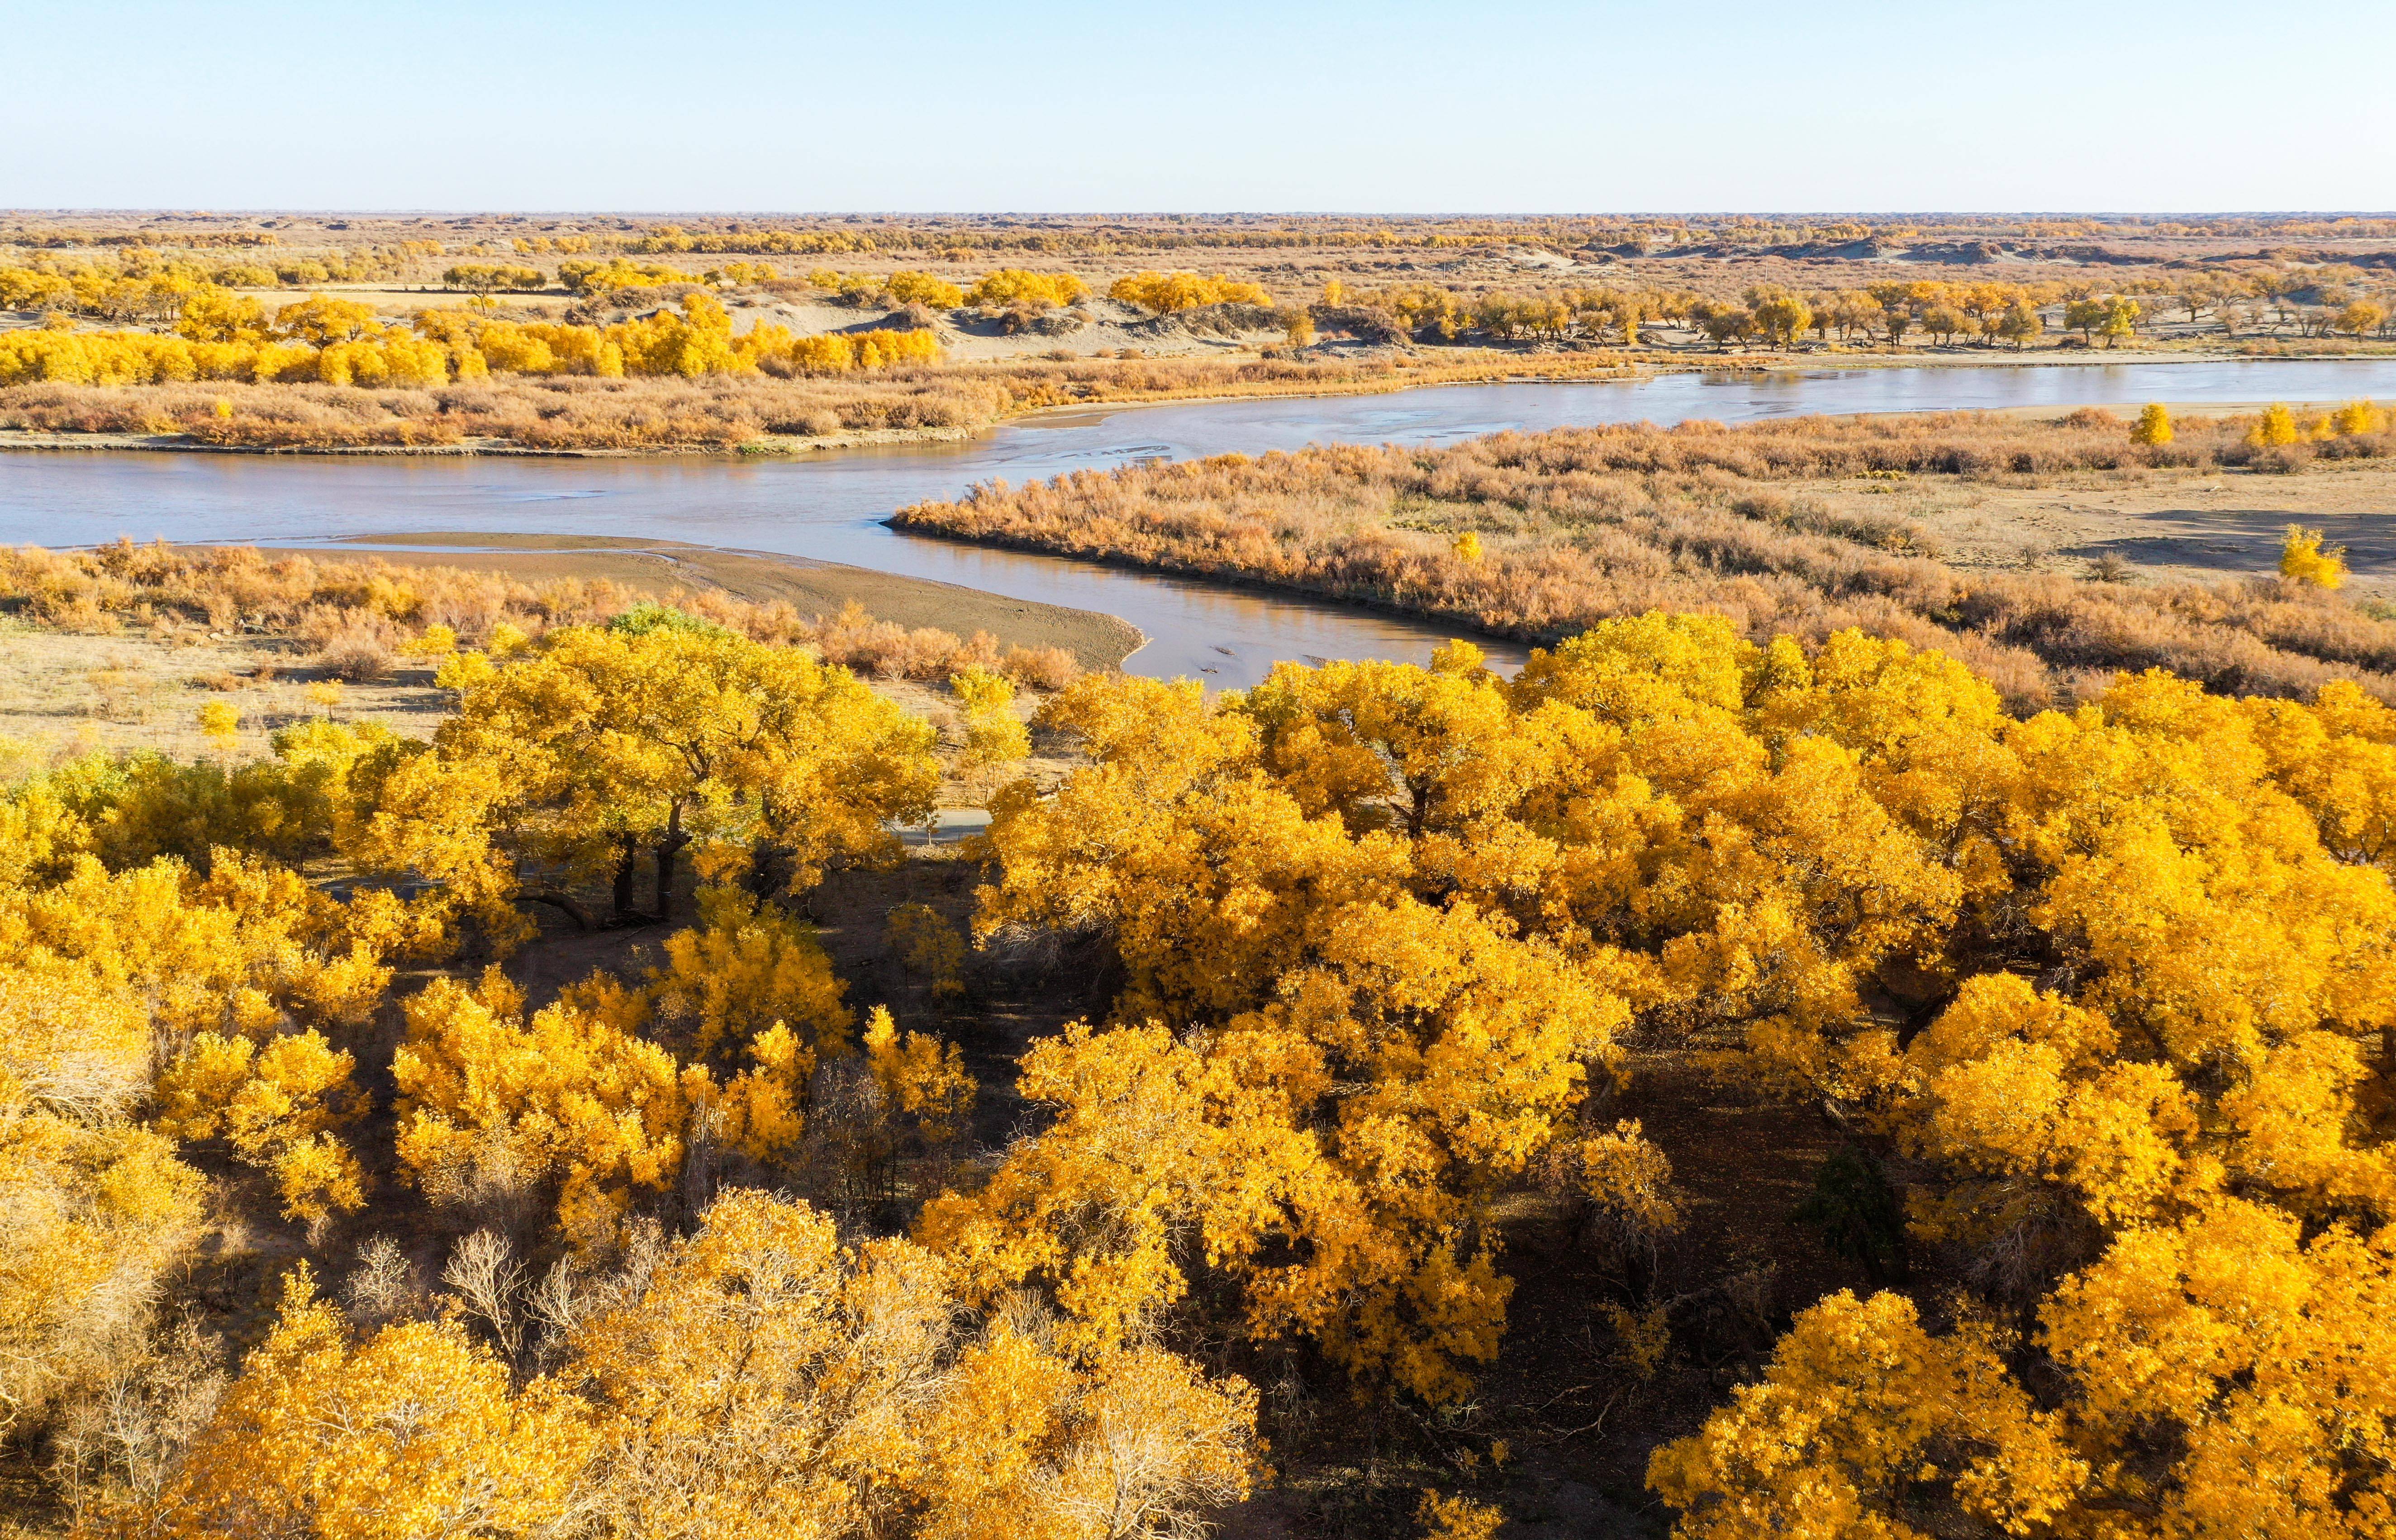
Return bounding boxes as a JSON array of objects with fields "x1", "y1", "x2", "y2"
[
  {"x1": 1107, "y1": 271, "x2": 1272, "y2": 313},
  {"x1": 0, "y1": 288, "x2": 941, "y2": 389},
  {"x1": 895, "y1": 414, "x2": 2396, "y2": 707},
  {"x1": 931, "y1": 615, "x2": 2396, "y2": 1532},
  {"x1": 4, "y1": 539, "x2": 2393, "y2": 1533},
  {"x1": 1, "y1": 347, "x2": 1630, "y2": 450},
  {"x1": 965, "y1": 268, "x2": 1089, "y2": 309}
]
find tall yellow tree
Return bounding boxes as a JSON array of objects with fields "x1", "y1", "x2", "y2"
[
  {"x1": 0, "y1": 968, "x2": 204, "y2": 1440},
  {"x1": 428, "y1": 618, "x2": 937, "y2": 922},
  {"x1": 1648, "y1": 660, "x2": 2396, "y2": 1538},
  {"x1": 153, "y1": 1028, "x2": 369, "y2": 1230},
  {"x1": 2281, "y1": 524, "x2": 2348, "y2": 589},
  {"x1": 567, "y1": 1189, "x2": 1257, "y2": 1540},
  {"x1": 951, "y1": 656, "x2": 1658, "y2": 1400},
  {"x1": 110, "y1": 1267, "x2": 595, "y2": 1538}
]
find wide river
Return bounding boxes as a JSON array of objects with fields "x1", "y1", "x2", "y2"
[{"x1": 7, "y1": 358, "x2": 2396, "y2": 685}]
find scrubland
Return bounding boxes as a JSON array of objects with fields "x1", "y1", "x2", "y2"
[
  {"x1": 7, "y1": 211, "x2": 2396, "y2": 452},
  {"x1": 0, "y1": 541, "x2": 1089, "y2": 744},
  {"x1": 0, "y1": 350, "x2": 1631, "y2": 452},
  {"x1": 12, "y1": 209, "x2": 2396, "y2": 323},
  {"x1": 2, "y1": 505, "x2": 2393, "y2": 1538},
  {"x1": 5, "y1": 209, "x2": 2396, "y2": 1540},
  {"x1": 896, "y1": 407, "x2": 2396, "y2": 710}
]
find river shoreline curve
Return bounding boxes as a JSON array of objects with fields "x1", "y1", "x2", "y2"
[
  {"x1": 10, "y1": 349, "x2": 2387, "y2": 461},
  {"x1": 14, "y1": 356, "x2": 2396, "y2": 688}
]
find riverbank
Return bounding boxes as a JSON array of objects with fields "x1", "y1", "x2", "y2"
[
  {"x1": 18, "y1": 345, "x2": 2389, "y2": 460},
  {"x1": 0, "y1": 350, "x2": 1636, "y2": 457},
  {"x1": 218, "y1": 532, "x2": 1147, "y2": 672},
  {"x1": 0, "y1": 423, "x2": 991, "y2": 457},
  {"x1": 890, "y1": 409, "x2": 2396, "y2": 710},
  {"x1": 0, "y1": 535, "x2": 1141, "y2": 766}
]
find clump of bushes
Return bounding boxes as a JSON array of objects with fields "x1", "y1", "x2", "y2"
[
  {"x1": 895, "y1": 411, "x2": 2396, "y2": 708},
  {"x1": 0, "y1": 545, "x2": 1085, "y2": 691}
]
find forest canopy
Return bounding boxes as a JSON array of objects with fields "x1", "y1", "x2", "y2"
[{"x1": 2, "y1": 576, "x2": 2391, "y2": 1535}]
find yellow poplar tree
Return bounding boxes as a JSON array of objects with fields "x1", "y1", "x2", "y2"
[
  {"x1": 430, "y1": 621, "x2": 937, "y2": 923},
  {"x1": 153, "y1": 1028, "x2": 369, "y2": 1229},
  {"x1": 2281, "y1": 524, "x2": 2348, "y2": 588},
  {"x1": 0, "y1": 968, "x2": 204, "y2": 1439},
  {"x1": 567, "y1": 1188, "x2": 1256, "y2": 1540},
  {"x1": 112, "y1": 1267, "x2": 594, "y2": 1537}
]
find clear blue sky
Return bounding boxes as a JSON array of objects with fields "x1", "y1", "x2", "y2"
[{"x1": 6, "y1": 0, "x2": 2389, "y2": 213}]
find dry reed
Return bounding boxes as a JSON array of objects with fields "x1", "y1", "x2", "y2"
[
  {"x1": 0, "y1": 542, "x2": 1080, "y2": 689},
  {"x1": 0, "y1": 351, "x2": 1629, "y2": 452},
  {"x1": 892, "y1": 413, "x2": 2396, "y2": 708}
]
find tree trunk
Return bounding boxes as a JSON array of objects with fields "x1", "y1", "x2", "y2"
[
  {"x1": 655, "y1": 805, "x2": 689, "y2": 924},
  {"x1": 747, "y1": 841, "x2": 796, "y2": 903},
  {"x1": 612, "y1": 839, "x2": 640, "y2": 922},
  {"x1": 517, "y1": 889, "x2": 597, "y2": 931}
]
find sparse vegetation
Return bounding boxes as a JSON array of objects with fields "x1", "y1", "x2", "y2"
[
  {"x1": 0, "y1": 541, "x2": 1085, "y2": 692},
  {"x1": 896, "y1": 410, "x2": 2396, "y2": 708},
  {"x1": 15, "y1": 212, "x2": 2396, "y2": 459},
  {"x1": 0, "y1": 349, "x2": 1632, "y2": 450},
  {"x1": 9, "y1": 207, "x2": 2396, "y2": 1540}
]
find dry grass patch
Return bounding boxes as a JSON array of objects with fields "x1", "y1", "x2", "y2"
[
  {"x1": 0, "y1": 541, "x2": 1090, "y2": 687},
  {"x1": 0, "y1": 624, "x2": 451, "y2": 763},
  {"x1": 0, "y1": 542, "x2": 1100, "y2": 792},
  {"x1": 0, "y1": 351, "x2": 1635, "y2": 452},
  {"x1": 895, "y1": 411, "x2": 2396, "y2": 708}
]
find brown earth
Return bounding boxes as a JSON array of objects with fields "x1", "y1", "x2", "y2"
[{"x1": 1757, "y1": 445, "x2": 2396, "y2": 599}]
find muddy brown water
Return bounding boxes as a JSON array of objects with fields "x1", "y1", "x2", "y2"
[{"x1": 8, "y1": 360, "x2": 2396, "y2": 686}]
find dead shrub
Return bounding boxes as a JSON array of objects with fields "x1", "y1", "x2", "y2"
[
  {"x1": 312, "y1": 634, "x2": 395, "y2": 681},
  {"x1": 890, "y1": 628, "x2": 966, "y2": 680},
  {"x1": 894, "y1": 412, "x2": 2396, "y2": 708},
  {"x1": 9, "y1": 350, "x2": 1632, "y2": 452},
  {"x1": 4, "y1": 546, "x2": 1100, "y2": 700},
  {"x1": 762, "y1": 408, "x2": 844, "y2": 436},
  {"x1": 797, "y1": 602, "x2": 1023, "y2": 682},
  {"x1": 1000, "y1": 644, "x2": 1079, "y2": 691}
]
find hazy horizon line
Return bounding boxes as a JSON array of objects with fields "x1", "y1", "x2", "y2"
[{"x1": 10, "y1": 209, "x2": 2396, "y2": 222}]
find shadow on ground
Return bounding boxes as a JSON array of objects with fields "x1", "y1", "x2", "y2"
[{"x1": 2068, "y1": 507, "x2": 2396, "y2": 582}]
